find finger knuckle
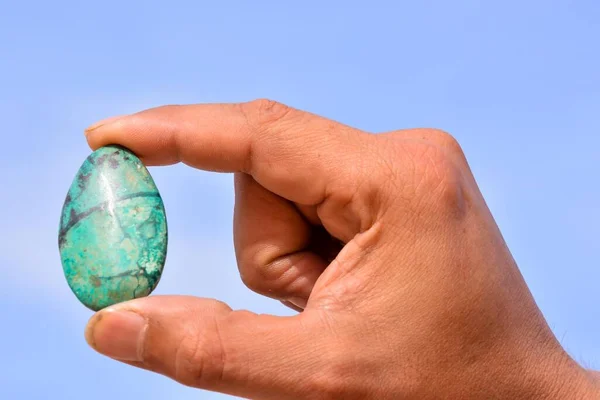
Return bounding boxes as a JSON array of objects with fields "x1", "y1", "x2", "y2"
[
  {"x1": 307, "y1": 342, "x2": 372, "y2": 399},
  {"x1": 238, "y1": 264, "x2": 269, "y2": 294},
  {"x1": 237, "y1": 250, "x2": 269, "y2": 293},
  {"x1": 378, "y1": 140, "x2": 467, "y2": 214},
  {"x1": 174, "y1": 318, "x2": 227, "y2": 387},
  {"x1": 412, "y1": 145, "x2": 467, "y2": 214},
  {"x1": 426, "y1": 128, "x2": 465, "y2": 158},
  {"x1": 238, "y1": 253, "x2": 306, "y2": 298},
  {"x1": 386, "y1": 128, "x2": 466, "y2": 160},
  {"x1": 242, "y1": 98, "x2": 293, "y2": 128},
  {"x1": 307, "y1": 333, "x2": 420, "y2": 399}
]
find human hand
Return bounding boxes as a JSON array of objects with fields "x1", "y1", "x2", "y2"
[{"x1": 83, "y1": 100, "x2": 598, "y2": 399}]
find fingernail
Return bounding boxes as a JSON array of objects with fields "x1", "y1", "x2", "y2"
[
  {"x1": 85, "y1": 309, "x2": 147, "y2": 362},
  {"x1": 288, "y1": 297, "x2": 307, "y2": 309},
  {"x1": 85, "y1": 115, "x2": 126, "y2": 134}
]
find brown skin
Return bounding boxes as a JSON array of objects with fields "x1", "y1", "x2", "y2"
[{"x1": 84, "y1": 100, "x2": 599, "y2": 399}]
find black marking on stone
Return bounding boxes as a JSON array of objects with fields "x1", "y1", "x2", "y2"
[
  {"x1": 91, "y1": 261, "x2": 161, "y2": 298},
  {"x1": 108, "y1": 157, "x2": 120, "y2": 169},
  {"x1": 133, "y1": 276, "x2": 140, "y2": 297},
  {"x1": 77, "y1": 210, "x2": 165, "y2": 300},
  {"x1": 96, "y1": 268, "x2": 144, "y2": 280},
  {"x1": 58, "y1": 191, "x2": 161, "y2": 247},
  {"x1": 96, "y1": 154, "x2": 108, "y2": 165},
  {"x1": 69, "y1": 208, "x2": 78, "y2": 225},
  {"x1": 137, "y1": 212, "x2": 157, "y2": 239},
  {"x1": 112, "y1": 205, "x2": 132, "y2": 241},
  {"x1": 77, "y1": 172, "x2": 91, "y2": 190}
]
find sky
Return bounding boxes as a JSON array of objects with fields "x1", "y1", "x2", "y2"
[{"x1": 0, "y1": 1, "x2": 598, "y2": 398}]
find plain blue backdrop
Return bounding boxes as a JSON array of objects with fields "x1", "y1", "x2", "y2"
[{"x1": 1, "y1": 1, "x2": 598, "y2": 399}]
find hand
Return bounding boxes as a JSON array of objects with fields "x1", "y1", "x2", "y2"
[{"x1": 83, "y1": 100, "x2": 598, "y2": 399}]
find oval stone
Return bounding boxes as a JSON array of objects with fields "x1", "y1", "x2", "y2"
[{"x1": 59, "y1": 145, "x2": 167, "y2": 311}]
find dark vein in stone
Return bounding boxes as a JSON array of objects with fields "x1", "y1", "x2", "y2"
[
  {"x1": 80, "y1": 207, "x2": 163, "y2": 299},
  {"x1": 133, "y1": 276, "x2": 141, "y2": 298},
  {"x1": 58, "y1": 191, "x2": 161, "y2": 247},
  {"x1": 96, "y1": 268, "x2": 143, "y2": 280},
  {"x1": 92, "y1": 259, "x2": 160, "y2": 297},
  {"x1": 93, "y1": 264, "x2": 156, "y2": 282},
  {"x1": 113, "y1": 209, "x2": 133, "y2": 241}
]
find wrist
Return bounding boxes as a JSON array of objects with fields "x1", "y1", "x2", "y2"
[
  {"x1": 524, "y1": 350, "x2": 599, "y2": 400},
  {"x1": 558, "y1": 368, "x2": 600, "y2": 399},
  {"x1": 584, "y1": 370, "x2": 600, "y2": 396},
  {"x1": 457, "y1": 335, "x2": 598, "y2": 400}
]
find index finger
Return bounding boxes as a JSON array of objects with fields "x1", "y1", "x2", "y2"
[{"x1": 85, "y1": 99, "x2": 370, "y2": 206}]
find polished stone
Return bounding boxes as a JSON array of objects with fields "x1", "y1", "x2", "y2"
[{"x1": 59, "y1": 145, "x2": 167, "y2": 311}]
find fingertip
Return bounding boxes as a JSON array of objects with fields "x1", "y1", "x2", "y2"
[
  {"x1": 82, "y1": 111, "x2": 183, "y2": 166},
  {"x1": 84, "y1": 114, "x2": 135, "y2": 153},
  {"x1": 84, "y1": 312, "x2": 102, "y2": 348},
  {"x1": 85, "y1": 115, "x2": 128, "y2": 135},
  {"x1": 84, "y1": 307, "x2": 147, "y2": 362}
]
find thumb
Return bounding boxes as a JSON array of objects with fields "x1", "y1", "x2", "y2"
[{"x1": 85, "y1": 295, "x2": 323, "y2": 399}]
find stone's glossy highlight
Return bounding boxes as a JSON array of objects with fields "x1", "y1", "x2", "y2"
[{"x1": 59, "y1": 145, "x2": 167, "y2": 311}]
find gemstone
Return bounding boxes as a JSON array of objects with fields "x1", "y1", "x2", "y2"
[{"x1": 59, "y1": 145, "x2": 167, "y2": 311}]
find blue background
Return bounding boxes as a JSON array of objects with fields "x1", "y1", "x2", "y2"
[{"x1": 1, "y1": 1, "x2": 598, "y2": 399}]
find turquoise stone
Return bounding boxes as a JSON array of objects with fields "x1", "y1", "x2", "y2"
[{"x1": 59, "y1": 145, "x2": 167, "y2": 311}]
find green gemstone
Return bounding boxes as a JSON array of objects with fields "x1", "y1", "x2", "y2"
[{"x1": 59, "y1": 145, "x2": 167, "y2": 311}]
